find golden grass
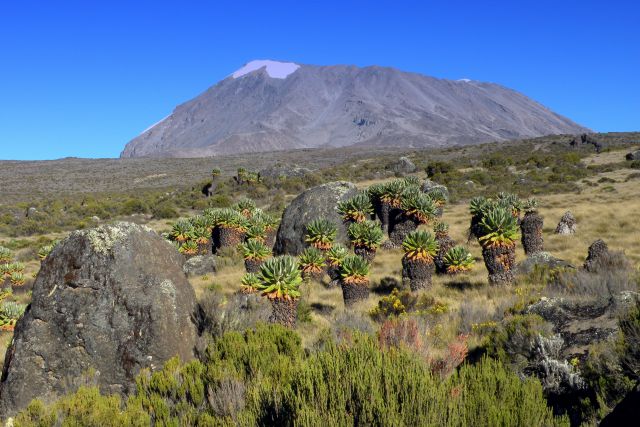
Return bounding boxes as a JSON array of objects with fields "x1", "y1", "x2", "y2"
[
  {"x1": 198, "y1": 150, "x2": 640, "y2": 348},
  {"x1": 1, "y1": 149, "x2": 638, "y2": 353},
  {"x1": 582, "y1": 146, "x2": 640, "y2": 166}
]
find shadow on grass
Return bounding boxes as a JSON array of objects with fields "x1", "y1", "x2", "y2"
[
  {"x1": 371, "y1": 276, "x2": 402, "y2": 295},
  {"x1": 310, "y1": 302, "x2": 335, "y2": 315},
  {"x1": 443, "y1": 278, "x2": 485, "y2": 291}
]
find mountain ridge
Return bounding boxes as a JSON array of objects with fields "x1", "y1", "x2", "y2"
[{"x1": 121, "y1": 60, "x2": 590, "y2": 158}]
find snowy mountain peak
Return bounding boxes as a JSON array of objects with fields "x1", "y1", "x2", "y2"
[
  {"x1": 231, "y1": 60, "x2": 300, "y2": 79},
  {"x1": 122, "y1": 62, "x2": 590, "y2": 158}
]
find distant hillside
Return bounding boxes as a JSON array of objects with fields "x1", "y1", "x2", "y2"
[
  {"x1": 121, "y1": 60, "x2": 590, "y2": 158},
  {"x1": 2, "y1": 133, "x2": 638, "y2": 204}
]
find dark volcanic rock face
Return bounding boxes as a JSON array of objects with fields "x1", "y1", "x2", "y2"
[
  {"x1": 526, "y1": 292, "x2": 638, "y2": 359},
  {"x1": 0, "y1": 222, "x2": 198, "y2": 416},
  {"x1": 274, "y1": 181, "x2": 358, "y2": 255}
]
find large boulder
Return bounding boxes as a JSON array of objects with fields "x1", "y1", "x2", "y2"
[
  {"x1": 0, "y1": 222, "x2": 198, "y2": 416},
  {"x1": 422, "y1": 179, "x2": 449, "y2": 216},
  {"x1": 274, "y1": 181, "x2": 358, "y2": 255},
  {"x1": 389, "y1": 157, "x2": 416, "y2": 175},
  {"x1": 183, "y1": 255, "x2": 217, "y2": 277}
]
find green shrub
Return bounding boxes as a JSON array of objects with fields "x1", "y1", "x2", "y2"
[
  {"x1": 12, "y1": 325, "x2": 567, "y2": 426},
  {"x1": 483, "y1": 314, "x2": 553, "y2": 372},
  {"x1": 277, "y1": 336, "x2": 565, "y2": 426},
  {"x1": 151, "y1": 201, "x2": 178, "y2": 219},
  {"x1": 482, "y1": 154, "x2": 513, "y2": 168},
  {"x1": 121, "y1": 198, "x2": 149, "y2": 215},
  {"x1": 369, "y1": 288, "x2": 436, "y2": 322},
  {"x1": 426, "y1": 160, "x2": 454, "y2": 177}
]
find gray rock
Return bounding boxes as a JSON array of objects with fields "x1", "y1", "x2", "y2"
[
  {"x1": 516, "y1": 252, "x2": 574, "y2": 275},
  {"x1": 555, "y1": 211, "x2": 577, "y2": 235},
  {"x1": 421, "y1": 179, "x2": 449, "y2": 201},
  {"x1": 526, "y1": 292, "x2": 639, "y2": 359},
  {"x1": 91, "y1": 216, "x2": 101, "y2": 222},
  {"x1": 183, "y1": 255, "x2": 217, "y2": 277},
  {"x1": 274, "y1": 181, "x2": 358, "y2": 255},
  {"x1": 0, "y1": 222, "x2": 198, "y2": 416},
  {"x1": 625, "y1": 150, "x2": 640, "y2": 161},
  {"x1": 389, "y1": 157, "x2": 416, "y2": 175},
  {"x1": 25, "y1": 207, "x2": 37, "y2": 218}
]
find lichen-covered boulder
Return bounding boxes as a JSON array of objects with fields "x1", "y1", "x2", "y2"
[
  {"x1": 183, "y1": 255, "x2": 217, "y2": 277},
  {"x1": 0, "y1": 222, "x2": 198, "y2": 417},
  {"x1": 274, "y1": 181, "x2": 358, "y2": 255}
]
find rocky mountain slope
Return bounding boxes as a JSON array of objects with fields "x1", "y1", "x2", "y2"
[{"x1": 122, "y1": 60, "x2": 589, "y2": 157}]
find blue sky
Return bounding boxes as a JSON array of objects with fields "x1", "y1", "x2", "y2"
[{"x1": 1, "y1": 1, "x2": 638, "y2": 160}]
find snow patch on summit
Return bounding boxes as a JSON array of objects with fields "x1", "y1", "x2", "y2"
[{"x1": 232, "y1": 60, "x2": 300, "y2": 79}]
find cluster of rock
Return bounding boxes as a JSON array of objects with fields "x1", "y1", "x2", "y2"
[{"x1": 516, "y1": 236, "x2": 638, "y2": 424}]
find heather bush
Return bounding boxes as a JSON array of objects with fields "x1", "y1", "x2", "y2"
[
  {"x1": 12, "y1": 325, "x2": 567, "y2": 426},
  {"x1": 483, "y1": 314, "x2": 554, "y2": 373},
  {"x1": 276, "y1": 335, "x2": 564, "y2": 426}
]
